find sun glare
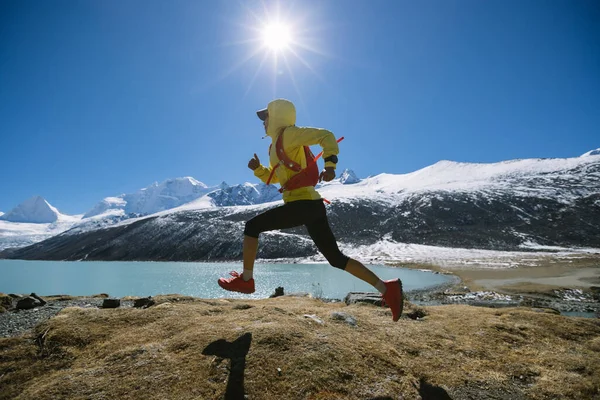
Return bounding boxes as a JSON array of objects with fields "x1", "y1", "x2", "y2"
[
  {"x1": 219, "y1": 3, "x2": 330, "y2": 99},
  {"x1": 262, "y1": 23, "x2": 291, "y2": 51}
]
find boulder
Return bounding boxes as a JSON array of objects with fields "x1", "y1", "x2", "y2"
[
  {"x1": 270, "y1": 287, "x2": 285, "y2": 298},
  {"x1": 344, "y1": 292, "x2": 383, "y2": 306},
  {"x1": 102, "y1": 298, "x2": 121, "y2": 308},
  {"x1": 16, "y1": 297, "x2": 39, "y2": 310},
  {"x1": 134, "y1": 297, "x2": 155, "y2": 308}
]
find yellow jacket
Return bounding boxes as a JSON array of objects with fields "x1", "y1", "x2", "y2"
[{"x1": 253, "y1": 99, "x2": 340, "y2": 203}]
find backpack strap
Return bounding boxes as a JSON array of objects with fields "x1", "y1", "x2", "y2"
[
  {"x1": 275, "y1": 130, "x2": 302, "y2": 172},
  {"x1": 266, "y1": 128, "x2": 299, "y2": 185}
]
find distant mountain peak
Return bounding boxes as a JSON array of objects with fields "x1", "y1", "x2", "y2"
[
  {"x1": 83, "y1": 177, "x2": 213, "y2": 218},
  {"x1": 0, "y1": 195, "x2": 61, "y2": 223},
  {"x1": 340, "y1": 169, "x2": 360, "y2": 184},
  {"x1": 581, "y1": 148, "x2": 600, "y2": 157}
]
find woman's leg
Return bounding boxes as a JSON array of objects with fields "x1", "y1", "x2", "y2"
[
  {"x1": 305, "y1": 201, "x2": 404, "y2": 321},
  {"x1": 241, "y1": 201, "x2": 317, "y2": 280},
  {"x1": 304, "y1": 206, "x2": 386, "y2": 292},
  {"x1": 242, "y1": 236, "x2": 259, "y2": 280},
  {"x1": 344, "y1": 259, "x2": 387, "y2": 294}
]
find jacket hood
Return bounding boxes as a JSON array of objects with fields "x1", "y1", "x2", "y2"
[{"x1": 266, "y1": 99, "x2": 296, "y2": 138}]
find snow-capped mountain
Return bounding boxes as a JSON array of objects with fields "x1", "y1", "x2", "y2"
[
  {"x1": 0, "y1": 196, "x2": 63, "y2": 223},
  {"x1": 84, "y1": 177, "x2": 213, "y2": 218},
  {"x1": 208, "y1": 182, "x2": 282, "y2": 206},
  {"x1": 0, "y1": 197, "x2": 83, "y2": 251},
  {"x1": 82, "y1": 177, "x2": 287, "y2": 217},
  {"x1": 3, "y1": 151, "x2": 599, "y2": 262},
  {"x1": 339, "y1": 169, "x2": 360, "y2": 184}
]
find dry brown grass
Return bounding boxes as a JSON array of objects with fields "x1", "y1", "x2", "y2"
[{"x1": 1, "y1": 296, "x2": 599, "y2": 400}]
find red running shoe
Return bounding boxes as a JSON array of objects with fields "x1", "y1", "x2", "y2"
[
  {"x1": 381, "y1": 279, "x2": 404, "y2": 321},
  {"x1": 218, "y1": 271, "x2": 255, "y2": 294}
]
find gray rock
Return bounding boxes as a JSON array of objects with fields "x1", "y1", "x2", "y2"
[
  {"x1": 270, "y1": 286, "x2": 285, "y2": 298},
  {"x1": 30, "y1": 293, "x2": 47, "y2": 306},
  {"x1": 133, "y1": 297, "x2": 155, "y2": 308},
  {"x1": 303, "y1": 314, "x2": 324, "y2": 325},
  {"x1": 102, "y1": 298, "x2": 121, "y2": 308},
  {"x1": 16, "y1": 297, "x2": 39, "y2": 310},
  {"x1": 344, "y1": 292, "x2": 382, "y2": 306},
  {"x1": 330, "y1": 311, "x2": 357, "y2": 326}
]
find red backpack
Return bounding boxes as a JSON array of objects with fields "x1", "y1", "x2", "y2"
[{"x1": 267, "y1": 130, "x2": 320, "y2": 193}]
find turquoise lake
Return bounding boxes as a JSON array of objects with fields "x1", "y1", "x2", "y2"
[{"x1": 0, "y1": 260, "x2": 452, "y2": 300}]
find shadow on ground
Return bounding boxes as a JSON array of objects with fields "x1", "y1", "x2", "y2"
[
  {"x1": 202, "y1": 332, "x2": 253, "y2": 400},
  {"x1": 417, "y1": 377, "x2": 453, "y2": 399}
]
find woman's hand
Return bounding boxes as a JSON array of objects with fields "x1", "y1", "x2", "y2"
[
  {"x1": 248, "y1": 154, "x2": 260, "y2": 171},
  {"x1": 319, "y1": 167, "x2": 336, "y2": 182}
]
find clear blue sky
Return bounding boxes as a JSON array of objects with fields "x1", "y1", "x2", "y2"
[{"x1": 1, "y1": 0, "x2": 598, "y2": 215}]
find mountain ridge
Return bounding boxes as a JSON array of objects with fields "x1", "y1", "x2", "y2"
[{"x1": 2, "y1": 153, "x2": 598, "y2": 261}]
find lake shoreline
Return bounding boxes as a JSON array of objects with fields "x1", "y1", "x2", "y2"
[{"x1": 2, "y1": 271, "x2": 598, "y2": 339}]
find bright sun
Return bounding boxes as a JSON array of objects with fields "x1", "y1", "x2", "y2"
[
  {"x1": 220, "y1": 4, "x2": 328, "y2": 97},
  {"x1": 262, "y1": 23, "x2": 292, "y2": 51}
]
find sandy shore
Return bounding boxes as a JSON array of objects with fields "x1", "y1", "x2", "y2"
[
  {"x1": 393, "y1": 254, "x2": 599, "y2": 316},
  {"x1": 396, "y1": 253, "x2": 600, "y2": 294},
  {"x1": 437, "y1": 256, "x2": 600, "y2": 295}
]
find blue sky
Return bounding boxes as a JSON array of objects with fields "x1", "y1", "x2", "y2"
[{"x1": 1, "y1": 0, "x2": 598, "y2": 215}]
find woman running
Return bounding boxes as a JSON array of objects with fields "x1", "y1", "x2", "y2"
[{"x1": 217, "y1": 99, "x2": 404, "y2": 321}]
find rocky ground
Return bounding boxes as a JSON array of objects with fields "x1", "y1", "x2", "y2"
[
  {"x1": 1, "y1": 282, "x2": 598, "y2": 340},
  {"x1": 0, "y1": 295, "x2": 135, "y2": 338},
  {"x1": 409, "y1": 283, "x2": 600, "y2": 316},
  {"x1": 1, "y1": 295, "x2": 599, "y2": 400}
]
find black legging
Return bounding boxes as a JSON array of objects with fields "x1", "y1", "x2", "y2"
[{"x1": 244, "y1": 199, "x2": 350, "y2": 270}]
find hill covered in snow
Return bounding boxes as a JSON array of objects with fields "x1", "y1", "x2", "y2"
[{"x1": 2, "y1": 152, "x2": 598, "y2": 261}]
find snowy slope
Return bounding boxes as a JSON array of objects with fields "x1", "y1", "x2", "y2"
[
  {"x1": 582, "y1": 148, "x2": 600, "y2": 157},
  {"x1": 318, "y1": 155, "x2": 599, "y2": 204}
]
